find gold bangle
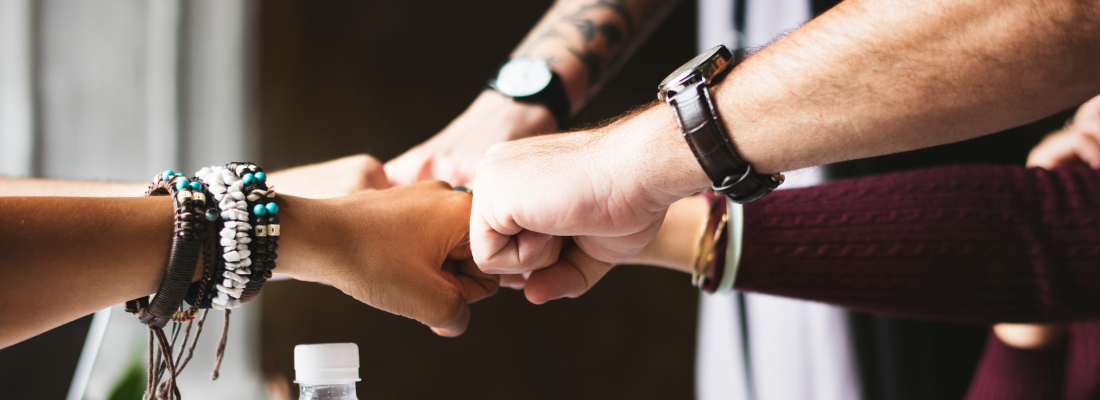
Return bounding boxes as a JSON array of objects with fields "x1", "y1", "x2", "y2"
[
  {"x1": 691, "y1": 200, "x2": 729, "y2": 288},
  {"x1": 690, "y1": 204, "x2": 714, "y2": 286}
]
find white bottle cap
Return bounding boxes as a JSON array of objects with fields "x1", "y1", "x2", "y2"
[{"x1": 294, "y1": 343, "x2": 360, "y2": 383}]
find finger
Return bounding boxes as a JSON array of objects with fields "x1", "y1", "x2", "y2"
[
  {"x1": 573, "y1": 224, "x2": 662, "y2": 264},
  {"x1": 429, "y1": 302, "x2": 470, "y2": 337},
  {"x1": 484, "y1": 142, "x2": 507, "y2": 157},
  {"x1": 992, "y1": 323, "x2": 1068, "y2": 349},
  {"x1": 411, "y1": 274, "x2": 473, "y2": 337},
  {"x1": 415, "y1": 156, "x2": 436, "y2": 183},
  {"x1": 448, "y1": 238, "x2": 472, "y2": 260},
  {"x1": 470, "y1": 198, "x2": 563, "y2": 273},
  {"x1": 500, "y1": 274, "x2": 527, "y2": 290},
  {"x1": 1027, "y1": 133, "x2": 1085, "y2": 169},
  {"x1": 363, "y1": 159, "x2": 393, "y2": 190},
  {"x1": 383, "y1": 153, "x2": 431, "y2": 186},
  {"x1": 442, "y1": 258, "x2": 500, "y2": 303},
  {"x1": 523, "y1": 240, "x2": 615, "y2": 304},
  {"x1": 1074, "y1": 131, "x2": 1100, "y2": 168}
]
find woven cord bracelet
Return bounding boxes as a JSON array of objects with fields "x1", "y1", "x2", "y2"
[{"x1": 123, "y1": 170, "x2": 209, "y2": 400}]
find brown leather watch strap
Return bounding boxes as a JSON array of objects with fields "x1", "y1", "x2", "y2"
[{"x1": 667, "y1": 82, "x2": 783, "y2": 203}]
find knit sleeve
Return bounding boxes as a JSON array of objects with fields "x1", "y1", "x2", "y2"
[{"x1": 734, "y1": 165, "x2": 1100, "y2": 324}]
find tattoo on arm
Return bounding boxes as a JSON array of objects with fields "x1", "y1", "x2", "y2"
[{"x1": 515, "y1": 0, "x2": 680, "y2": 101}]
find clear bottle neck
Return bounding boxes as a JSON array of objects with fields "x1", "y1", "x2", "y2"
[{"x1": 298, "y1": 381, "x2": 358, "y2": 400}]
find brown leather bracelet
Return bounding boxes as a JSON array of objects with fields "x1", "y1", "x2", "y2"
[{"x1": 125, "y1": 172, "x2": 206, "y2": 328}]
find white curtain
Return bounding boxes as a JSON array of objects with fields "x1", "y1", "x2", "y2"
[
  {"x1": 695, "y1": 0, "x2": 862, "y2": 399},
  {"x1": 0, "y1": 0, "x2": 263, "y2": 398}
]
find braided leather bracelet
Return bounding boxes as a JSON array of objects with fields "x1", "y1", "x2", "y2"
[
  {"x1": 182, "y1": 174, "x2": 223, "y2": 314},
  {"x1": 125, "y1": 171, "x2": 206, "y2": 328}
]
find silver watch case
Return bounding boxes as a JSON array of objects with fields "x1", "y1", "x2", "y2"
[{"x1": 657, "y1": 45, "x2": 733, "y2": 102}]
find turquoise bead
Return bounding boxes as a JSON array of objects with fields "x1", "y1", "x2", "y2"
[
  {"x1": 163, "y1": 170, "x2": 174, "y2": 179},
  {"x1": 175, "y1": 172, "x2": 185, "y2": 177},
  {"x1": 265, "y1": 202, "x2": 278, "y2": 214},
  {"x1": 255, "y1": 172, "x2": 267, "y2": 182},
  {"x1": 253, "y1": 204, "x2": 267, "y2": 215},
  {"x1": 175, "y1": 179, "x2": 189, "y2": 190},
  {"x1": 242, "y1": 173, "x2": 255, "y2": 185},
  {"x1": 189, "y1": 181, "x2": 203, "y2": 190}
]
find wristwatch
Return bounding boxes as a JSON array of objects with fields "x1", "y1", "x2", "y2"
[
  {"x1": 489, "y1": 58, "x2": 572, "y2": 129},
  {"x1": 658, "y1": 45, "x2": 783, "y2": 203}
]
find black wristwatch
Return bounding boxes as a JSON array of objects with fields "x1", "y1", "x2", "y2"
[
  {"x1": 489, "y1": 58, "x2": 572, "y2": 129},
  {"x1": 658, "y1": 45, "x2": 783, "y2": 203}
]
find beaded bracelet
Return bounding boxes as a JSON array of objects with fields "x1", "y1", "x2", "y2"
[
  {"x1": 181, "y1": 174, "x2": 223, "y2": 315},
  {"x1": 226, "y1": 162, "x2": 279, "y2": 303},
  {"x1": 195, "y1": 165, "x2": 253, "y2": 310},
  {"x1": 124, "y1": 169, "x2": 212, "y2": 400}
]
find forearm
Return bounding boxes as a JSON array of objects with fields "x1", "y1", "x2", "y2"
[
  {"x1": 513, "y1": 0, "x2": 681, "y2": 110},
  {"x1": 0, "y1": 196, "x2": 175, "y2": 348},
  {"x1": 0, "y1": 177, "x2": 145, "y2": 197},
  {"x1": 717, "y1": 0, "x2": 1100, "y2": 174},
  {"x1": 0, "y1": 163, "x2": 366, "y2": 198},
  {"x1": 0, "y1": 194, "x2": 323, "y2": 348},
  {"x1": 608, "y1": 0, "x2": 1100, "y2": 199}
]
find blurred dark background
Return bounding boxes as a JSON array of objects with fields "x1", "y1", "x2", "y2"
[
  {"x1": 257, "y1": 0, "x2": 702, "y2": 399},
  {"x1": 0, "y1": 0, "x2": 1083, "y2": 399}
]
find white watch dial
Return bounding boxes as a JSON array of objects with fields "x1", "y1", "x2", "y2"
[{"x1": 495, "y1": 58, "x2": 553, "y2": 97}]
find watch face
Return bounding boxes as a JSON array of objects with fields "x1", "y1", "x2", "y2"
[
  {"x1": 495, "y1": 58, "x2": 553, "y2": 98},
  {"x1": 658, "y1": 45, "x2": 732, "y2": 95}
]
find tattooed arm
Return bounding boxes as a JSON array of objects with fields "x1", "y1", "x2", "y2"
[
  {"x1": 513, "y1": 0, "x2": 681, "y2": 111},
  {"x1": 385, "y1": 0, "x2": 681, "y2": 186}
]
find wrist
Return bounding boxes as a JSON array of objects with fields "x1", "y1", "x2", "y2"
[
  {"x1": 267, "y1": 194, "x2": 338, "y2": 283},
  {"x1": 606, "y1": 102, "x2": 711, "y2": 206},
  {"x1": 472, "y1": 90, "x2": 558, "y2": 138}
]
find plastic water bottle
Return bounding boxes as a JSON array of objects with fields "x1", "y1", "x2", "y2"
[{"x1": 295, "y1": 343, "x2": 360, "y2": 400}]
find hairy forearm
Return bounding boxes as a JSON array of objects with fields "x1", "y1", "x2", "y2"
[
  {"x1": 513, "y1": 0, "x2": 681, "y2": 110},
  {"x1": 718, "y1": 0, "x2": 1100, "y2": 174},
  {"x1": 608, "y1": 0, "x2": 1100, "y2": 198}
]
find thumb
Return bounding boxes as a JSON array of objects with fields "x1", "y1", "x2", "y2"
[
  {"x1": 523, "y1": 239, "x2": 615, "y2": 304},
  {"x1": 429, "y1": 302, "x2": 471, "y2": 337},
  {"x1": 484, "y1": 142, "x2": 507, "y2": 158},
  {"x1": 384, "y1": 152, "x2": 432, "y2": 186},
  {"x1": 470, "y1": 196, "x2": 563, "y2": 274}
]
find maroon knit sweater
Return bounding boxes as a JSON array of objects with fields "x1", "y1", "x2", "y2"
[{"x1": 735, "y1": 165, "x2": 1100, "y2": 324}]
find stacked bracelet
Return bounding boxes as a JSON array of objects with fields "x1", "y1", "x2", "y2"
[
  {"x1": 126, "y1": 170, "x2": 207, "y2": 327},
  {"x1": 194, "y1": 165, "x2": 253, "y2": 310},
  {"x1": 132, "y1": 164, "x2": 277, "y2": 398},
  {"x1": 224, "y1": 162, "x2": 279, "y2": 303},
  {"x1": 180, "y1": 174, "x2": 222, "y2": 317}
]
